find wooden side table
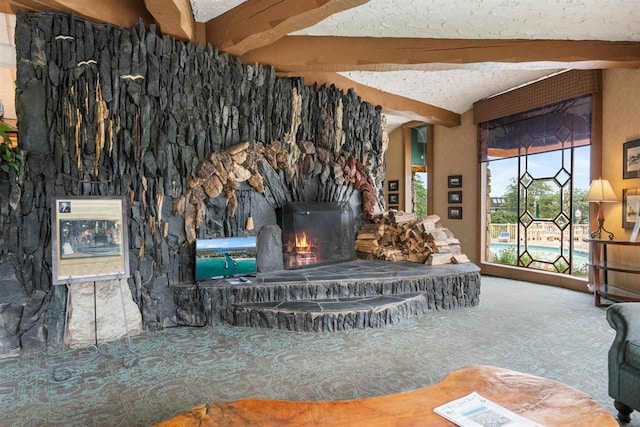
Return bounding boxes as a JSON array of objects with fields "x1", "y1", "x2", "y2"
[
  {"x1": 155, "y1": 365, "x2": 617, "y2": 427},
  {"x1": 583, "y1": 238, "x2": 640, "y2": 307}
]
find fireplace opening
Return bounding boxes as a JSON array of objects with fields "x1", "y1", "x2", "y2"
[{"x1": 278, "y1": 202, "x2": 356, "y2": 269}]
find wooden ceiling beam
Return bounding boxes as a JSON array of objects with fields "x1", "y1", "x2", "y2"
[
  {"x1": 206, "y1": 0, "x2": 368, "y2": 57},
  {"x1": 243, "y1": 36, "x2": 640, "y2": 72},
  {"x1": 7, "y1": 0, "x2": 153, "y2": 28},
  {"x1": 278, "y1": 71, "x2": 461, "y2": 127},
  {"x1": 143, "y1": 0, "x2": 194, "y2": 41}
]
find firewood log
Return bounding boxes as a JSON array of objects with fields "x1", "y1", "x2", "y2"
[
  {"x1": 226, "y1": 141, "x2": 249, "y2": 155},
  {"x1": 356, "y1": 232, "x2": 379, "y2": 240},
  {"x1": 452, "y1": 254, "x2": 471, "y2": 264},
  {"x1": 426, "y1": 253, "x2": 452, "y2": 265}
]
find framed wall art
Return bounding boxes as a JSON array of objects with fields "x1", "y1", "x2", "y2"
[
  {"x1": 448, "y1": 206, "x2": 463, "y2": 220},
  {"x1": 388, "y1": 180, "x2": 399, "y2": 192},
  {"x1": 388, "y1": 193, "x2": 399, "y2": 205},
  {"x1": 623, "y1": 139, "x2": 640, "y2": 179},
  {"x1": 51, "y1": 196, "x2": 130, "y2": 285},
  {"x1": 388, "y1": 205, "x2": 399, "y2": 211},
  {"x1": 623, "y1": 188, "x2": 640, "y2": 230},
  {"x1": 448, "y1": 191, "x2": 462, "y2": 204},
  {"x1": 448, "y1": 175, "x2": 462, "y2": 188}
]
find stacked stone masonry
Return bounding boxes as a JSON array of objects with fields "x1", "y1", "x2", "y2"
[{"x1": 0, "y1": 12, "x2": 386, "y2": 354}]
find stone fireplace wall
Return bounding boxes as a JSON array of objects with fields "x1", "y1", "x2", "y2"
[{"x1": 0, "y1": 12, "x2": 387, "y2": 354}]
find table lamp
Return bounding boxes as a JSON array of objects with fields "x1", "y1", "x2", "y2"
[{"x1": 584, "y1": 178, "x2": 618, "y2": 240}]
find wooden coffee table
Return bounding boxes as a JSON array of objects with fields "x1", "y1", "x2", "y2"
[{"x1": 156, "y1": 365, "x2": 617, "y2": 426}]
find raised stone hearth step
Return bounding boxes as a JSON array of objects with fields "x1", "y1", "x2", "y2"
[
  {"x1": 171, "y1": 261, "x2": 481, "y2": 329},
  {"x1": 227, "y1": 293, "x2": 428, "y2": 332}
]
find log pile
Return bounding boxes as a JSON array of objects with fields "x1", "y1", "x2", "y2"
[{"x1": 355, "y1": 211, "x2": 470, "y2": 265}]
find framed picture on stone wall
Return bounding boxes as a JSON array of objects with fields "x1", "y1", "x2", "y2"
[{"x1": 51, "y1": 196, "x2": 130, "y2": 285}]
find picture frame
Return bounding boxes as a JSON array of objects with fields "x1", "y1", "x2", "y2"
[
  {"x1": 448, "y1": 175, "x2": 462, "y2": 188},
  {"x1": 51, "y1": 196, "x2": 130, "y2": 285},
  {"x1": 388, "y1": 193, "x2": 399, "y2": 205},
  {"x1": 448, "y1": 191, "x2": 462, "y2": 204},
  {"x1": 622, "y1": 188, "x2": 640, "y2": 230},
  {"x1": 623, "y1": 139, "x2": 640, "y2": 179},
  {"x1": 448, "y1": 206, "x2": 463, "y2": 220},
  {"x1": 387, "y1": 180, "x2": 399, "y2": 192},
  {"x1": 388, "y1": 205, "x2": 399, "y2": 211}
]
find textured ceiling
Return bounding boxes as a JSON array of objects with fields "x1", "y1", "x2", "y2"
[
  {"x1": 341, "y1": 69, "x2": 559, "y2": 114},
  {"x1": 190, "y1": 0, "x2": 245, "y2": 22},
  {"x1": 294, "y1": 0, "x2": 640, "y2": 41},
  {"x1": 291, "y1": 0, "x2": 640, "y2": 124}
]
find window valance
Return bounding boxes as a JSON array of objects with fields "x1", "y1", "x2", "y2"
[{"x1": 478, "y1": 95, "x2": 591, "y2": 162}]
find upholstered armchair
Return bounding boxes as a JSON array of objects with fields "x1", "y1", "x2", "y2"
[{"x1": 607, "y1": 303, "x2": 640, "y2": 423}]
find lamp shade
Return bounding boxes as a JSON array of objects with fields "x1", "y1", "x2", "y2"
[{"x1": 584, "y1": 178, "x2": 618, "y2": 202}]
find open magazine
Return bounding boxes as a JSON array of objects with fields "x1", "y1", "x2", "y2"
[{"x1": 434, "y1": 392, "x2": 545, "y2": 427}]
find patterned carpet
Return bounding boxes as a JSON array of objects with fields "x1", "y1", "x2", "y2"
[{"x1": 0, "y1": 276, "x2": 635, "y2": 426}]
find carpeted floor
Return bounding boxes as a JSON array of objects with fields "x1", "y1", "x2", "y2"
[{"x1": 0, "y1": 276, "x2": 635, "y2": 426}]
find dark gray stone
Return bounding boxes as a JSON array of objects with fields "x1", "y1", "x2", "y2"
[
  {"x1": 256, "y1": 224, "x2": 283, "y2": 273},
  {"x1": 0, "y1": 303, "x2": 23, "y2": 355},
  {"x1": 17, "y1": 79, "x2": 48, "y2": 155},
  {"x1": 0, "y1": 262, "x2": 28, "y2": 305},
  {"x1": 9, "y1": 12, "x2": 388, "y2": 351},
  {"x1": 141, "y1": 275, "x2": 177, "y2": 330}
]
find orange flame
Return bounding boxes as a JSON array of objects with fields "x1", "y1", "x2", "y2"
[{"x1": 295, "y1": 232, "x2": 314, "y2": 252}]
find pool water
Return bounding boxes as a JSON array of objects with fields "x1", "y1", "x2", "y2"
[{"x1": 489, "y1": 243, "x2": 589, "y2": 272}]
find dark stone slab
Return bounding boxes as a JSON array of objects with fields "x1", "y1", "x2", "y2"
[
  {"x1": 256, "y1": 224, "x2": 283, "y2": 273},
  {"x1": 230, "y1": 293, "x2": 428, "y2": 332},
  {"x1": 0, "y1": 303, "x2": 23, "y2": 355},
  {"x1": 173, "y1": 261, "x2": 480, "y2": 329}
]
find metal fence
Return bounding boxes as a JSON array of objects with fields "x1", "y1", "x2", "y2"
[{"x1": 488, "y1": 223, "x2": 590, "y2": 242}]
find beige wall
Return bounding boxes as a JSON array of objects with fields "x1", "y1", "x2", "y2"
[
  {"x1": 433, "y1": 110, "x2": 479, "y2": 264},
  {"x1": 384, "y1": 127, "x2": 405, "y2": 210},
  {"x1": 601, "y1": 68, "x2": 640, "y2": 291}
]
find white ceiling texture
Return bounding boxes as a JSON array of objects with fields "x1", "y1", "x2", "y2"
[{"x1": 190, "y1": 0, "x2": 640, "y2": 131}]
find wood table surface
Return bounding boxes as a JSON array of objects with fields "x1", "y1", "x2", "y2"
[{"x1": 156, "y1": 365, "x2": 617, "y2": 426}]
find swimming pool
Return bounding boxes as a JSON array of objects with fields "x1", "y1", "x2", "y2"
[{"x1": 489, "y1": 242, "x2": 589, "y2": 272}]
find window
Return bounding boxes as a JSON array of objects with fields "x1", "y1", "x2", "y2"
[
  {"x1": 481, "y1": 96, "x2": 591, "y2": 277},
  {"x1": 411, "y1": 125, "x2": 428, "y2": 216}
]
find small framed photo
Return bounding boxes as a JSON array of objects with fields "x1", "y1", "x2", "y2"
[
  {"x1": 388, "y1": 180, "x2": 399, "y2": 191},
  {"x1": 623, "y1": 188, "x2": 640, "y2": 229},
  {"x1": 52, "y1": 196, "x2": 130, "y2": 285},
  {"x1": 623, "y1": 139, "x2": 640, "y2": 179},
  {"x1": 388, "y1": 205, "x2": 399, "y2": 211},
  {"x1": 448, "y1": 206, "x2": 463, "y2": 220},
  {"x1": 448, "y1": 191, "x2": 462, "y2": 204},
  {"x1": 448, "y1": 175, "x2": 462, "y2": 188},
  {"x1": 388, "y1": 193, "x2": 399, "y2": 205}
]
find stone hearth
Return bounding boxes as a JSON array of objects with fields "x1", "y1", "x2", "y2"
[{"x1": 172, "y1": 260, "x2": 480, "y2": 332}]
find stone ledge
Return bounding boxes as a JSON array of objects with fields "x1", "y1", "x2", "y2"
[
  {"x1": 228, "y1": 293, "x2": 429, "y2": 332},
  {"x1": 171, "y1": 261, "x2": 481, "y2": 329}
]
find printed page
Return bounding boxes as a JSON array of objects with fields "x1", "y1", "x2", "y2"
[{"x1": 434, "y1": 392, "x2": 545, "y2": 427}]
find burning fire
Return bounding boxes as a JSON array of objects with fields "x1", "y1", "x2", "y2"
[
  {"x1": 285, "y1": 231, "x2": 318, "y2": 268},
  {"x1": 294, "y1": 232, "x2": 314, "y2": 253}
]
